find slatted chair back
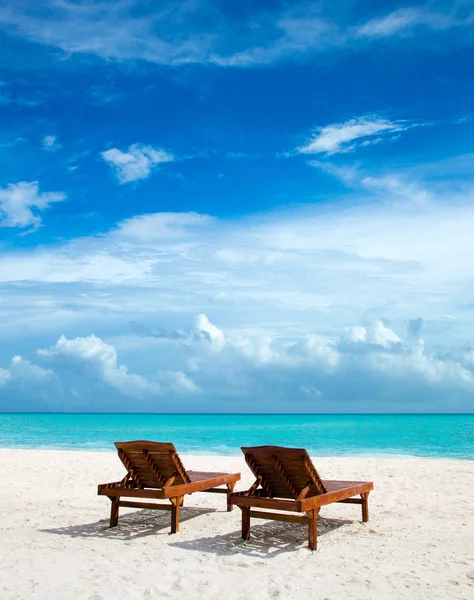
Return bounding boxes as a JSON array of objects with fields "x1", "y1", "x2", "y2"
[
  {"x1": 241, "y1": 445, "x2": 327, "y2": 499},
  {"x1": 115, "y1": 440, "x2": 191, "y2": 489}
]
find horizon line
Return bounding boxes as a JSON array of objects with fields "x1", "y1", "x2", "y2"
[{"x1": 1, "y1": 412, "x2": 473, "y2": 416}]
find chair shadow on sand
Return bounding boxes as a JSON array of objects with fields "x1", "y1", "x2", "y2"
[
  {"x1": 40, "y1": 506, "x2": 215, "y2": 541},
  {"x1": 170, "y1": 515, "x2": 353, "y2": 558},
  {"x1": 41, "y1": 508, "x2": 351, "y2": 556}
]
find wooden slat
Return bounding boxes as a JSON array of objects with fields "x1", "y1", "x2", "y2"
[
  {"x1": 230, "y1": 494, "x2": 300, "y2": 512},
  {"x1": 303, "y1": 456, "x2": 326, "y2": 494},
  {"x1": 187, "y1": 470, "x2": 232, "y2": 481},
  {"x1": 115, "y1": 440, "x2": 176, "y2": 453},
  {"x1": 245, "y1": 453, "x2": 273, "y2": 497},
  {"x1": 241, "y1": 446, "x2": 327, "y2": 499},
  {"x1": 162, "y1": 473, "x2": 240, "y2": 498},
  {"x1": 272, "y1": 455, "x2": 299, "y2": 498},
  {"x1": 98, "y1": 481, "x2": 126, "y2": 491},
  {"x1": 322, "y1": 480, "x2": 369, "y2": 489},
  {"x1": 118, "y1": 449, "x2": 144, "y2": 488},
  {"x1": 300, "y1": 481, "x2": 374, "y2": 511},
  {"x1": 296, "y1": 480, "x2": 312, "y2": 501},
  {"x1": 143, "y1": 449, "x2": 166, "y2": 487},
  {"x1": 98, "y1": 486, "x2": 165, "y2": 499},
  {"x1": 171, "y1": 452, "x2": 191, "y2": 484},
  {"x1": 246, "y1": 477, "x2": 262, "y2": 497},
  {"x1": 163, "y1": 475, "x2": 176, "y2": 488},
  {"x1": 249, "y1": 510, "x2": 308, "y2": 524},
  {"x1": 118, "y1": 500, "x2": 172, "y2": 511}
]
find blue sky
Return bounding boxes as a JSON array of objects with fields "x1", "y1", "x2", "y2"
[{"x1": 1, "y1": 0, "x2": 474, "y2": 412}]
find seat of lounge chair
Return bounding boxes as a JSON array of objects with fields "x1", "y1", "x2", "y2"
[{"x1": 187, "y1": 470, "x2": 233, "y2": 481}]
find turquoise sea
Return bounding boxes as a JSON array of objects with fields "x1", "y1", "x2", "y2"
[{"x1": 0, "y1": 414, "x2": 472, "y2": 459}]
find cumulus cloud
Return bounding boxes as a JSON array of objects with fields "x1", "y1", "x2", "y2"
[
  {"x1": 0, "y1": 356, "x2": 59, "y2": 409},
  {"x1": 297, "y1": 116, "x2": 406, "y2": 155},
  {"x1": 194, "y1": 314, "x2": 226, "y2": 350},
  {"x1": 187, "y1": 316, "x2": 474, "y2": 411},
  {"x1": 38, "y1": 334, "x2": 161, "y2": 398},
  {"x1": 0, "y1": 355, "x2": 57, "y2": 388},
  {"x1": 0, "y1": 181, "x2": 66, "y2": 230},
  {"x1": 3, "y1": 315, "x2": 472, "y2": 411},
  {"x1": 342, "y1": 321, "x2": 401, "y2": 349},
  {"x1": 101, "y1": 143, "x2": 174, "y2": 183}
]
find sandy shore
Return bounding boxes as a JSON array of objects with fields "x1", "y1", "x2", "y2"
[{"x1": 1, "y1": 450, "x2": 473, "y2": 600}]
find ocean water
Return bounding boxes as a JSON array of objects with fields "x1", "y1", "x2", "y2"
[{"x1": 0, "y1": 413, "x2": 472, "y2": 459}]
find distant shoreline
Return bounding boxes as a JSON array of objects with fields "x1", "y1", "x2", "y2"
[{"x1": 0, "y1": 447, "x2": 472, "y2": 461}]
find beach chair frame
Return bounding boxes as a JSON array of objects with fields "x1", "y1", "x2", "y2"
[
  {"x1": 230, "y1": 445, "x2": 373, "y2": 550},
  {"x1": 98, "y1": 441, "x2": 240, "y2": 533}
]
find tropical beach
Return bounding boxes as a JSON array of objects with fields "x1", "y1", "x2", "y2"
[
  {"x1": 3, "y1": 1, "x2": 474, "y2": 599},
  {"x1": 1, "y1": 449, "x2": 473, "y2": 600}
]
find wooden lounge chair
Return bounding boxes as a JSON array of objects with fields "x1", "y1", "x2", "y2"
[
  {"x1": 229, "y1": 445, "x2": 374, "y2": 550},
  {"x1": 98, "y1": 441, "x2": 240, "y2": 533}
]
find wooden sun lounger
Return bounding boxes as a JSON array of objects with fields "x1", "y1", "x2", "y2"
[
  {"x1": 229, "y1": 445, "x2": 374, "y2": 550},
  {"x1": 98, "y1": 441, "x2": 240, "y2": 533}
]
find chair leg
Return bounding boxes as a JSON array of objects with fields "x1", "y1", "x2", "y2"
[
  {"x1": 226, "y1": 482, "x2": 236, "y2": 511},
  {"x1": 241, "y1": 507, "x2": 251, "y2": 540},
  {"x1": 109, "y1": 497, "x2": 120, "y2": 527},
  {"x1": 361, "y1": 492, "x2": 369, "y2": 522},
  {"x1": 170, "y1": 497, "x2": 182, "y2": 533},
  {"x1": 307, "y1": 508, "x2": 320, "y2": 550}
]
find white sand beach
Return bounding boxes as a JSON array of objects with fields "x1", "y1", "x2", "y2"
[{"x1": 1, "y1": 450, "x2": 473, "y2": 600}]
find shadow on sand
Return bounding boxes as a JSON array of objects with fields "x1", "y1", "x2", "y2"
[
  {"x1": 170, "y1": 515, "x2": 353, "y2": 558},
  {"x1": 42, "y1": 508, "x2": 353, "y2": 556},
  {"x1": 41, "y1": 506, "x2": 215, "y2": 540}
]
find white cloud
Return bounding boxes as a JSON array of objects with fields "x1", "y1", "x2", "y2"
[
  {"x1": 2, "y1": 316, "x2": 474, "y2": 411},
  {"x1": 183, "y1": 316, "x2": 474, "y2": 411},
  {"x1": 0, "y1": 157, "x2": 474, "y2": 409},
  {"x1": 0, "y1": 185, "x2": 474, "y2": 339},
  {"x1": 360, "y1": 175, "x2": 432, "y2": 203},
  {"x1": 0, "y1": 333, "x2": 201, "y2": 409},
  {"x1": 308, "y1": 155, "x2": 436, "y2": 206},
  {"x1": 160, "y1": 370, "x2": 199, "y2": 394},
  {"x1": 343, "y1": 321, "x2": 401, "y2": 349},
  {"x1": 101, "y1": 143, "x2": 174, "y2": 183},
  {"x1": 355, "y1": 7, "x2": 460, "y2": 38},
  {"x1": 116, "y1": 211, "x2": 213, "y2": 242},
  {"x1": 0, "y1": 2, "x2": 472, "y2": 68},
  {"x1": 43, "y1": 135, "x2": 60, "y2": 150},
  {"x1": 0, "y1": 181, "x2": 66, "y2": 230},
  {"x1": 311, "y1": 160, "x2": 433, "y2": 203},
  {"x1": 0, "y1": 355, "x2": 56, "y2": 388},
  {"x1": 297, "y1": 116, "x2": 406, "y2": 155},
  {"x1": 0, "y1": 355, "x2": 59, "y2": 408},
  {"x1": 194, "y1": 314, "x2": 226, "y2": 350},
  {"x1": 38, "y1": 334, "x2": 161, "y2": 398}
]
